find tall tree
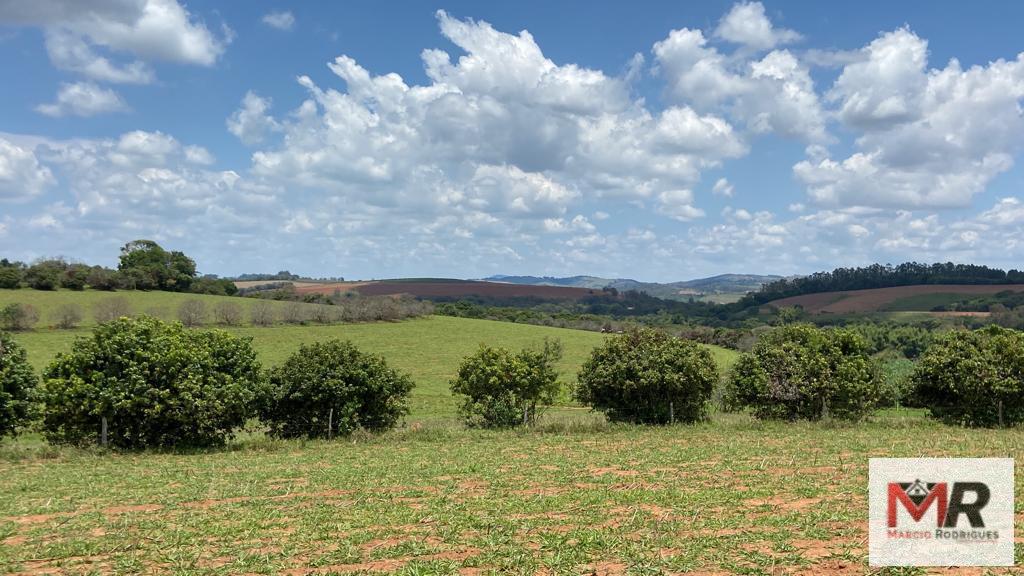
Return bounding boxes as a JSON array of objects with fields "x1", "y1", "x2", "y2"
[{"x1": 118, "y1": 240, "x2": 197, "y2": 292}]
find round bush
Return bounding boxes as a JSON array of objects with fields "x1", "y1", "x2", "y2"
[
  {"x1": 450, "y1": 340, "x2": 562, "y2": 428},
  {"x1": 0, "y1": 331, "x2": 37, "y2": 439},
  {"x1": 575, "y1": 329, "x2": 718, "y2": 424},
  {"x1": 259, "y1": 340, "x2": 413, "y2": 438},
  {"x1": 726, "y1": 324, "x2": 879, "y2": 421},
  {"x1": 40, "y1": 316, "x2": 263, "y2": 448},
  {"x1": 913, "y1": 326, "x2": 1024, "y2": 427}
]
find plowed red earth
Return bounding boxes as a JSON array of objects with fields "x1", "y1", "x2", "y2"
[
  {"x1": 238, "y1": 280, "x2": 598, "y2": 299},
  {"x1": 767, "y1": 284, "x2": 1024, "y2": 314},
  {"x1": 354, "y1": 281, "x2": 596, "y2": 299}
]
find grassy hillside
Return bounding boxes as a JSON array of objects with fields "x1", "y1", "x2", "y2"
[
  {"x1": 483, "y1": 274, "x2": 779, "y2": 302},
  {"x1": 2, "y1": 291, "x2": 739, "y2": 419},
  {"x1": 0, "y1": 288, "x2": 301, "y2": 328}
]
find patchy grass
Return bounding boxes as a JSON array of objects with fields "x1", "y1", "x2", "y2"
[
  {"x1": 5, "y1": 315, "x2": 738, "y2": 420},
  {"x1": 1, "y1": 411, "x2": 1021, "y2": 575}
]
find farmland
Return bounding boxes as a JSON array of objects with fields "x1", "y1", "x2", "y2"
[
  {"x1": 2, "y1": 288, "x2": 1023, "y2": 575},
  {"x1": 7, "y1": 316, "x2": 633, "y2": 420},
  {"x1": 0, "y1": 289, "x2": 736, "y2": 419},
  {"x1": 240, "y1": 279, "x2": 599, "y2": 300},
  {"x1": 766, "y1": 284, "x2": 1024, "y2": 314},
  {"x1": 3, "y1": 411, "x2": 1024, "y2": 574}
]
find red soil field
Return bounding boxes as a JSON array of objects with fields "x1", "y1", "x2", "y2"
[
  {"x1": 353, "y1": 281, "x2": 596, "y2": 299},
  {"x1": 237, "y1": 279, "x2": 598, "y2": 299},
  {"x1": 767, "y1": 284, "x2": 1024, "y2": 314}
]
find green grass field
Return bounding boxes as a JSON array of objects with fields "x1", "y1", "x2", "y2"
[
  {"x1": 1, "y1": 289, "x2": 737, "y2": 420},
  {"x1": 5, "y1": 289, "x2": 1021, "y2": 574}
]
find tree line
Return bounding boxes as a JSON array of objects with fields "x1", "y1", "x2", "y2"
[{"x1": 1, "y1": 240, "x2": 237, "y2": 295}]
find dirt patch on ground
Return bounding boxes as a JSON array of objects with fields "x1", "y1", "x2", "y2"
[{"x1": 589, "y1": 467, "x2": 640, "y2": 478}]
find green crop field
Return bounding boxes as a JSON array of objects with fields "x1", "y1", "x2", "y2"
[{"x1": 3, "y1": 412, "x2": 1023, "y2": 574}]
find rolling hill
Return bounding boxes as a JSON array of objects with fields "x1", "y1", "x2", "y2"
[
  {"x1": 483, "y1": 273, "x2": 782, "y2": 301},
  {"x1": 241, "y1": 279, "x2": 599, "y2": 300}
]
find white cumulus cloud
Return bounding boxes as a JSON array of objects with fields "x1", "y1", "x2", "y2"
[
  {"x1": 795, "y1": 28, "x2": 1024, "y2": 209},
  {"x1": 0, "y1": 138, "x2": 56, "y2": 202},
  {"x1": 714, "y1": 1, "x2": 801, "y2": 51},
  {"x1": 0, "y1": 0, "x2": 230, "y2": 84},
  {"x1": 36, "y1": 81, "x2": 128, "y2": 117}
]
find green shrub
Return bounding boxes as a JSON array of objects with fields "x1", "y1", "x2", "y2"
[
  {"x1": 575, "y1": 329, "x2": 718, "y2": 424},
  {"x1": 24, "y1": 260, "x2": 63, "y2": 290},
  {"x1": 913, "y1": 326, "x2": 1024, "y2": 427},
  {"x1": 726, "y1": 324, "x2": 880, "y2": 421},
  {"x1": 0, "y1": 331, "x2": 37, "y2": 439},
  {"x1": 0, "y1": 266, "x2": 22, "y2": 289},
  {"x1": 39, "y1": 316, "x2": 263, "y2": 448},
  {"x1": 450, "y1": 339, "x2": 562, "y2": 428},
  {"x1": 259, "y1": 340, "x2": 413, "y2": 438}
]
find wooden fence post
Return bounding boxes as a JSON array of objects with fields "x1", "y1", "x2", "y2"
[{"x1": 100, "y1": 416, "x2": 108, "y2": 447}]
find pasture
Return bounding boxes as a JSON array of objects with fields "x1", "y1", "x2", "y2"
[
  {"x1": 7, "y1": 315, "x2": 651, "y2": 420},
  {"x1": 0, "y1": 289, "x2": 736, "y2": 419},
  {"x1": 2, "y1": 289, "x2": 1021, "y2": 574}
]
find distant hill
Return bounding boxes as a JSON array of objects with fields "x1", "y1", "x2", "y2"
[{"x1": 482, "y1": 273, "x2": 782, "y2": 301}]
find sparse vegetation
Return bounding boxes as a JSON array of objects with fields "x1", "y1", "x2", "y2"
[
  {"x1": 250, "y1": 299, "x2": 277, "y2": 326},
  {"x1": 281, "y1": 301, "x2": 308, "y2": 324},
  {"x1": 0, "y1": 303, "x2": 39, "y2": 331},
  {"x1": 177, "y1": 298, "x2": 207, "y2": 327},
  {"x1": 52, "y1": 303, "x2": 84, "y2": 329},
  {"x1": 93, "y1": 295, "x2": 133, "y2": 323},
  {"x1": 213, "y1": 300, "x2": 244, "y2": 326}
]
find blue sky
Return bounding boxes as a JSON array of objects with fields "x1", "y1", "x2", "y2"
[{"x1": 1, "y1": 1, "x2": 1024, "y2": 282}]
